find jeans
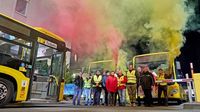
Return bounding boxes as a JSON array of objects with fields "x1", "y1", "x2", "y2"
[
  {"x1": 118, "y1": 89, "x2": 126, "y2": 104},
  {"x1": 137, "y1": 84, "x2": 141, "y2": 106},
  {"x1": 73, "y1": 87, "x2": 83, "y2": 105},
  {"x1": 84, "y1": 88, "x2": 91, "y2": 105},
  {"x1": 93, "y1": 87, "x2": 101, "y2": 105}
]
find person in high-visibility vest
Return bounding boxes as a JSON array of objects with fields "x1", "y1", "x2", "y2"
[
  {"x1": 117, "y1": 70, "x2": 127, "y2": 106},
  {"x1": 126, "y1": 64, "x2": 137, "y2": 106},
  {"x1": 157, "y1": 68, "x2": 168, "y2": 106},
  {"x1": 84, "y1": 76, "x2": 92, "y2": 106},
  {"x1": 91, "y1": 70, "x2": 102, "y2": 106},
  {"x1": 136, "y1": 66, "x2": 143, "y2": 106}
]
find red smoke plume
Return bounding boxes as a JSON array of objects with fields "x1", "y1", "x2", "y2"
[{"x1": 29, "y1": 0, "x2": 123, "y2": 62}]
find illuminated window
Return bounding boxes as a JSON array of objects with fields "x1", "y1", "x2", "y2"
[{"x1": 15, "y1": 0, "x2": 28, "y2": 16}]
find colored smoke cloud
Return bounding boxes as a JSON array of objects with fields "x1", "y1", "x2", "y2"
[
  {"x1": 28, "y1": 0, "x2": 123, "y2": 65},
  {"x1": 89, "y1": 0, "x2": 190, "y2": 71},
  {"x1": 28, "y1": 0, "x2": 191, "y2": 70}
]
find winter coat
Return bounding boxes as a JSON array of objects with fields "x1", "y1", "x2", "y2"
[
  {"x1": 74, "y1": 76, "x2": 84, "y2": 88},
  {"x1": 102, "y1": 74, "x2": 108, "y2": 88},
  {"x1": 140, "y1": 71, "x2": 155, "y2": 90},
  {"x1": 106, "y1": 75, "x2": 118, "y2": 92}
]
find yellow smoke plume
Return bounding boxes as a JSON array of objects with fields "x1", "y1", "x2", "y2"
[{"x1": 87, "y1": 0, "x2": 190, "y2": 71}]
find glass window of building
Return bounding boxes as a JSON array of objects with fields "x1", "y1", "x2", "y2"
[{"x1": 15, "y1": 0, "x2": 28, "y2": 16}]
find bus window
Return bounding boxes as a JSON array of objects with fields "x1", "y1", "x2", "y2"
[
  {"x1": 37, "y1": 44, "x2": 57, "y2": 57},
  {"x1": 34, "y1": 44, "x2": 57, "y2": 76},
  {"x1": 175, "y1": 61, "x2": 184, "y2": 79},
  {"x1": 0, "y1": 31, "x2": 32, "y2": 46},
  {"x1": 52, "y1": 53, "x2": 63, "y2": 79},
  {"x1": 34, "y1": 59, "x2": 50, "y2": 76},
  {"x1": 0, "y1": 31, "x2": 32, "y2": 62}
]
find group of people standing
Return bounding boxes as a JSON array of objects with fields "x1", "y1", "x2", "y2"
[{"x1": 72, "y1": 64, "x2": 168, "y2": 107}]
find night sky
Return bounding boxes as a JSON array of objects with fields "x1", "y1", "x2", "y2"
[{"x1": 178, "y1": 30, "x2": 200, "y2": 77}]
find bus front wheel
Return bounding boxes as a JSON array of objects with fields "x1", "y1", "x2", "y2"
[{"x1": 0, "y1": 78, "x2": 14, "y2": 106}]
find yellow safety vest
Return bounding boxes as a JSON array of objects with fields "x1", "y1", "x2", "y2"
[
  {"x1": 157, "y1": 74, "x2": 167, "y2": 86},
  {"x1": 118, "y1": 76, "x2": 126, "y2": 87},
  {"x1": 127, "y1": 70, "x2": 136, "y2": 84},
  {"x1": 93, "y1": 75, "x2": 102, "y2": 87},
  {"x1": 84, "y1": 79, "x2": 91, "y2": 88}
]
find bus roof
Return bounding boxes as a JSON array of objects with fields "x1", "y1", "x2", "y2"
[
  {"x1": 0, "y1": 13, "x2": 33, "y2": 29},
  {"x1": 0, "y1": 13, "x2": 65, "y2": 42},
  {"x1": 34, "y1": 27, "x2": 65, "y2": 42},
  {"x1": 134, "y1": 52, "x2": 169, "y2": 58},
  {"x1": 89, "y1": 60, "x2": 113, "y2": 64}
]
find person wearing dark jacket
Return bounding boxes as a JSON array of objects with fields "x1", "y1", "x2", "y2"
[
  {"x1": 136, "y1": 66, "x2": 143, "y2": 106},
  {"x1": 140, "y1": 65, "x2": 155, "y2": 107},
  {"x1": 73, "y1": 73, "x2": 84, "y2": 105},
  {"x1": 102, "y1": 70, "x2": 109, "y2": 106}
]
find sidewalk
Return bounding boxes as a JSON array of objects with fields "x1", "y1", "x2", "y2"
[{"x1": 183, "y1": 102, "x2": 200, "y2": 109}]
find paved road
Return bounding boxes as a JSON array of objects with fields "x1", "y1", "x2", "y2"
[{"x1": 1, "y1": 105, "x2": 200, "y2": 112}]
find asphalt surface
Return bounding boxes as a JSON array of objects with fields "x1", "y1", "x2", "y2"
[
  {"x1": 1, "y1": 100, "x2": 200, "y2": 112},
  {"x1": 1, "y1": 105, "x2": 200, "y2": 112}
]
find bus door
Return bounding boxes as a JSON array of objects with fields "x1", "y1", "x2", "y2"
[
  {"x1": 48, "y1": 52, "x2": 63, "y2": 97},
  {"x1": 31, "y1": 44, "x2": 63, "y2": 100}
]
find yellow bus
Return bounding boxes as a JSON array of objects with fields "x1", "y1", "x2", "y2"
[
  {"x1": 88, "y1": 60, "x2": 115, "y2": 73},
  {"x1": 133, "y1": 52, "x2": 187, "y2": 104},
  {"x1": 0, "y1": 13, "x2": 70, "y2": 106}
]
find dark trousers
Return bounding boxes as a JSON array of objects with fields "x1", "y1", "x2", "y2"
[
  {"x1": 137, "y1": 84, "x2": 141, "y2": 106},
  {"x1": 108, "y1": 92, "x2": 116, "y2": 106},
  {"x1": 102, "y1": 87, "x2": 108, "y2": 105},
  {"x1": 143, "y1": 89, "x2": 153, "y2": 106},
  {"x1": 158, "y1": 85, "x2": 168, "y2": 105},
  {"x1": 114, "y1": 91, "x2": 121, "y2": 106},
  {"x1": 93, "y1": 87, "x2": 102, "y2": 105}
]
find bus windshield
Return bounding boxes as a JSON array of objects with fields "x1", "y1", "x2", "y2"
[
  {"x1": 134, "y1": 53, "x2": 171, "y2": 78},
  {"x1": 88, "y1": 60, "x2": 115, "y2": 73}
]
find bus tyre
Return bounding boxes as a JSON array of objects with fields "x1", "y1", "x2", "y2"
[{"x1": 0, "y1": 78, "x2": 14, "y2": 106}]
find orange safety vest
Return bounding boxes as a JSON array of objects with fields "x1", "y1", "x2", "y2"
[{"x1": 118, "y1": 76, "x2": 126, "y2": 87}]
